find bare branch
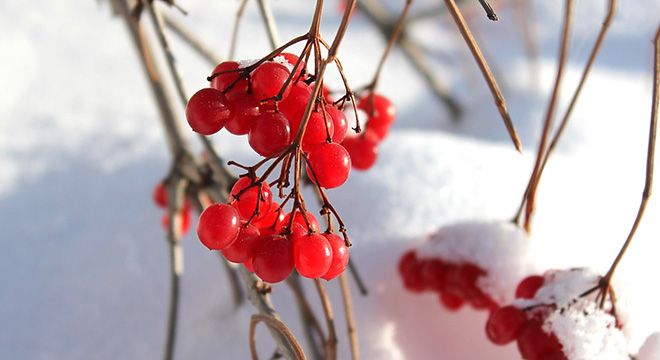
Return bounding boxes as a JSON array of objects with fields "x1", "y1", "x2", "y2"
[
  {"x1": 249, "y1": 314, "x2": 307, "y2": 360},
  {"x1": 256, "y1": 0, "x2": 281, "y2": 49},
  {"x1": 339, "y1": 274, "x2": 360, "y2": 360},
  {"x1": 162, "y1": 11, "x2": 222, "y2": 64},
  {"x1": 314, "y1": 279, "x2": 338, "y2": 360},
  {"x1": 229, "y1": 0, "x2": 250, "y2": 59}
]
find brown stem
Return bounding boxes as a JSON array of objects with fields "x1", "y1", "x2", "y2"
[
  {"x1": 476, "y1": 0, "x2": 498, "y2": 21},
  {"x1": 286, "y1": 275, "x2": 326, "y2": 359},
  {"x1": 229, "y1": 0, "x2": 250, "y2": 60},
  {"x1": 249, "y1": 314, "x2": 307, "y2": 360},
  {"x1": 339, "y1": 274, "x2": 360, "y2": 360},
  {"x1": 442, "y1": 0, "x2": 522, "y2": 151},
  {"x1": 599, "y1": 25, "x2": 659, "y2": 306},
  {"x1": 162, "y1": 12, "x2": 222, "y2": 64},
  {"x1": 314, "y1": 279, "x2": 338, "y2": 360},
  {"x1": 256, "y1": 0, "x2": 281, "y2": 49},
  {"x1": 523, "y1": 0, "x2": 574, "y2": 232}
]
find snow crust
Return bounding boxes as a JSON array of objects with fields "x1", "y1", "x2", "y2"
[{"x1": 638, "y1": 333, "x2": 660, "y2": 360}]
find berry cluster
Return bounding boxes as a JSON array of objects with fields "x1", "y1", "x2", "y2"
[
  {"x1": 153, "y1": 181, "x2": 191, "y2": 234},
  {"x1": 398, "y1": 250, "x2": 498, "y2": 311}
]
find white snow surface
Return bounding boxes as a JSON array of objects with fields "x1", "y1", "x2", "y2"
[
  {"x1": 1, "y1": 0, "x2": 660, "y2": 359},
  {"x1": 638, "y1": 333, "x2": 660, "y2": 360},
  {"x1": 416, "y1": 221, "x2": 536, "y2": 304}
]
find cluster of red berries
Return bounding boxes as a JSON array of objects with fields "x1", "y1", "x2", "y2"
[
  {"x1": 196, "y1": 176, "x2": 350, "y2": 283},
  {"x1": 398, "y1": 250, "x2": 498, "y2": 311},
  {"x1": 153, "y1": 182, "x2": 191, "y2": 234},
  {"x1": 485, "y1": 274, "x2": 568, "y2": 360}
]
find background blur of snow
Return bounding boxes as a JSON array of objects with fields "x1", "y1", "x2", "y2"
[{"x1": 0, "y1": 0, "x2": 659, "y2": 359}]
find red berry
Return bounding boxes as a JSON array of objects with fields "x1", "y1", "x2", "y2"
[
  {"x1": 358, "y1": 93, "x2": 396, "y2": 127},
  {"x1": 153, "y1": 182, "x2": 168, "y2": 208},
  {"x1": 161, "y1": 205, "x2": 192, "y2": 234},
  {"x1": 398, "y1": 251, "x2": 426, "y2": 292},
  {"x1": 301, "y1": 111, "x2": 335, "y2": 151},
  {"x1": 365, "y1": 122, "x2": 389, "y2": 142},
  {"x1": 210, "y1": 61, "x2": 249, "y2": 100},
  {"x1": 326, "y1": 105, "x2": 348, "y2": 143},
  {"x1": 252, "y1": 234, "x2": 294, "y2": 283},
  {"x1": 306, "y1": 143, "x2": 351, "y2": 189},
  {"x1": 252, "y1": 62, "x2": 291, "y2": 101},
  {"x1": 243, "y1": 257, "x2": 255, "y2": 273},
  {"x1": 469, "y1": 290, "x2": 498, "y2": 311},
  {"x1": 421, "y1": 259, "x2": 447, "y2": 291},
  {"x1": 230, "y1": 177, "x2": 273, "y2": 221},
  {"x1": 197, "y1": 203, "x2": 241, "y2": 250},
  {"x1": 321, "y1": 233, "x2": 350, "y2": 281},
  {"x1": 253, "y1": 202, "x2": 285, "y2": 231},
  {"x1": 279, "y1": 82, "x2": 312, "y2": 131},
  {"x1": 185, "y1": 88, "x2": 230, "y2": 135},
  {"x1": 542, "y1": 351, "x2": 568, "y2": 360},
  {"x1": 294, "y1": 233, "x2": 333, "y2": 278},
  {"x1": 248, "y1": 111, "x2": 291, "y2": 157},
  {"x1": 444, "y1": 263, "x2": 484, "y2": 300},
  {"x1": 283, "y1": 210, "x2": 320, "y2": 233},
  {"x1": 486, "y1": 306, "x2": 527, "y2": 345},
  {"x1": 517, "y1": 320, "x2": 563, "y2": 360},
  {"x1": 342, "y1": 134, "x2": 379, "y2": 171},
  {"x1": 221, "y1": 223, "x2": 260, "y2": 263},
  {"x1": 225, "y1": 95, "x2": 260, "y2": 135},
  {"x1": 516, "y1": 275, "x2": 545, "y2": 299},
  {"x1": 439, "y1": 292, "x2": 465, "y2": 310},
  {"x1": 280, "y1": 53, "x2": 305, "y2": 77}
]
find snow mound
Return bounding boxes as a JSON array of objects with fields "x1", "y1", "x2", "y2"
[{"x1": 637, "y1": 333, "x2": 660, "y2": 360}]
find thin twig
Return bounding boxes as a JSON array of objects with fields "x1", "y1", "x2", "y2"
[
  {"x1": 256, "y1": 0, "x2": 281, "y2": 49},
  {"x1": 249, "y1": 314, "x2": 308, "y2": 360},
  {"x1": 286, "y1": 275, "x2": 326, "y2": 360},
  {"x1": 162, "y1": 12, "x2": 222, "y2": 64},
  {"x1": 523, "y1": 0, "x2": 574, "y2": 232},
  {"x1": 314, "y1": 279, "x2": 338, "y2": 360},
  {"x1": 442, "y1": 0, "x2": 522, "y2": 151},
  {"x1": 229, "y1": 0, "x2": 250, "y2": 60},
  {"x1": 339, "y1": 274, "x2": 359, "y2": 360},
  {"x1": 476, "y1": 0, "x2": 498, "y2": 21}
]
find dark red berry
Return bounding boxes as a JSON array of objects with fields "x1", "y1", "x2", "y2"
[
  {"x1": 398, "y1": 251, "x2": 426, "y2": 292},
  {"x1": 153, "y1": 182, "x2": 168, "y2": 208},
  {"x1": 516, "y1": 275, "x2": 545, "y2": 299},
  {"x1": 210, "y1": 61, "x2": 249, "y2": 100},
  {"x1": 301, "y1": 111, "x2": 335, "y2": 151},
  {"x1": 230, "y1": 177, "x2": 273, "y2": 221},
  {"x1": 439, "y1": 292, "x2": 465, "y2": 311},
  {"x1": 248, "y1": 111, "x2": 291, "y2": 157},
  {"x1": 342, "y1": 133, "x2": 379, "y2": 171},
  {"x1": 252, "y1": 62, "x2": 291, "y2": 101},
  {"x1": 321, "y1": 233, "x2": 350, "y2": 281},
  {"x1": 225, "y1": 95, "x2": 260, "y2": 135},
  {"x1": 517, "y1": 320, "x2": 563, "y2": 360},
  {"x1": 252, "y1": 234, "x2": 294, "y2": 283},
  {"x1": 486, "y1": 306, "x2": 527, "y2": 345},
  {"x1": 306, "y1": 143, "x2": 351, "y2": 189},
  {"x1": 221, "y1": 223, "x2": 260, "y2": 263},
  {"x1": 197, "y1": 203, "x2": 241, "y2": 250},
  {"x1": 421, "y1": 259, "x2": 447, "y2": 291},
  {"x1": 185, "y1": 88, "x2": 230, "y2": 135},
  {"x1": 294, "y1": 233, "x2": 333, "y2": 278}
]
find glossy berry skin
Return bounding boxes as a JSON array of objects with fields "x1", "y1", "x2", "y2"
[
  {"x1": 321, "y1": 233, "x2": 350, "y2": 281},
  {"x1": 197, "y1": 203, "x2": 241, "y2": 250},
  {"x1": 230, "y1": 177, "x2": 273, "y2": 221},
  {"x1": 248, "y1": 111, "x2": 291, "y2": 157},
  {"x1": 253, "y1": 202, "x2": 285, "y2": 231},
  {"x1": 221, "y1": 223, "x2": 260, "y2": 263},
  {"x1": 185, "y1": 88, "x2": 230, "y2": 135},
  {"x1": 279, "y1": 82, "x2": 312, "y2": 132},
  {"x1": 294, "y1": 233, "x2": 333, "y2": 278},
  {"x1": 281, "y1": 52, "x2": 305, "y2": 77},
  {"x1": 365, "y1": 123, "x2": 389, "y2": 143},
  {"x1": 358, "y1": 93, "x2": 396, "y2": 127},
  {"x1": 398, "y1": 251, "x2": 426, "y2": 292},
  {"x1": 342, "y1": 133, "x2": 379, "y2": 171},
  {"x1": 252, "y1": 62, "x2": 291, "y2": 101},
  {"x1": 225, "y1": 96, "x2": 260, "y2": 135},
  {"x1": 283, "y1": 210, "x2": 320, "y2": 233},
  {"x1": 306, "y1": 143, "x2": 351, "y2": 189},
  {"x1": 210, "y1": 61, "x2": 249, "y2": 100},
  {"x1": 301, "y1": 112, "x2": 335, "y2": 151},
  {"x1": 161, "y1": 205, "x2": 192, "y2": 234},
  {"x1": 517, "y1": 320, "x2": 564, "y2": 360},
  {"x1": 421, "y1": 259, "x2": 447, "y2": 291},
  {"x1": 439, "y1": 292, "x2": 465, "y2": 311},
  {"x1": 252, "y1": 234, "x2": 294, "y2": 283},
  {"x1": 326, "y1": 105, "x2": 348, "y2": 143},
  {"x1": 516, "y1": 275, "x2": 545, "y2": 299},
  {"x1": 153, "y1": 182, "x2": 168, "y2": 208},
  {"x1": 486, "y1": 306, "x2": 528, "y2": 345}
]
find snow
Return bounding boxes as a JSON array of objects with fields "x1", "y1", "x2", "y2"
[
  {"x1": 1, "y1": 0, "x2": 660, "y2": 359},
  {"x1": 638, "y1": 333, "x2": 660, "y2": 360}
]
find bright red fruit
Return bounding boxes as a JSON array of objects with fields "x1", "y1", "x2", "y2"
[
  {"x1": 321, "y1": 233, "x2": 350, "y2": 280},
  {"x1": 161, "y1": 205, "x2": 191, "y2": 234},
  {"x1": 283, "y1": 210, "x2": 320, "y2": 233},
  {"x1": 342, "y1": 133, "x2": 379, "y2": 171},
  {"x1": 306, "y1": 143, "x2": 351, "y2": 189},
  {"x1": 517, "y1": 320, "x2": 564, "y2": 360},
  {"x1": 398, "y1": 251, "x2": 426, "y2": 292},
  {"x1": 248, "y1": 111, "x2": 291, "y2": 157},
  {"x1": 221, "y1": 223, "x2": 260, "y2": 263},
  {"x1": 252, "y1": 62, "x2": 291, "y2": 101},
  {"x1": 421, "y1": 259, "x2": 447, "y2": 291},
  {"x1": 225, "y1": 96, "x2": 260, "y2": 135},
  {"x1": 301, "y1": 111, "x2": 334, "y2": 151},
  {"x1": 185, "y1": 88, "x2": 230, "y2": 135},
  {"x1": 210, "y1": 61, "x2": 249, "y2": 100},
  {"x1": 486, "y1": 306, "x2": 527, "y2": 345},
  {"x1": 358, "y1": 93, "x2": 396, "y2": 127},
  {"x1": 365, "y1": 123, "x2": 389, "y2": 143},
  {"x1": 326, "y1": 105, "x2": 348, "y2": 143},
  {"x1": 294, "y1": 233, "x2": 333, "y2": 278},
  {"x1": 516, "y1": 275, "x2": 545, "y2": 299},
  {"x1": 230, "y1": 177, "x2": 273, "y2": 221},
  {"x1": 280, "y1": 52, "x2": 305, "y2": 77},
  {"x1": 253, "y1": 202, "x2": 285, "y2": 231},
  {"x1": 252, "y1": 234, "x2": 294, "y2": 283},
  {"x1": 153, "y1": 182, "x2": 168, "y2": 208},
  {"x1": 279, "y1": 82, "x2": 312, "y2": 132},
  {"x1": 439, "y1": 292, "x2": 465, "y2": 311},
  {"x1": 197, "y1": 203, "x2": 241, "y2": 250}
]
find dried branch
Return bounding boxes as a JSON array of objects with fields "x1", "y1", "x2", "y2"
[
  {"x1": 476, "y1": 0, "x2": 498, "y2": 21},
  {"x1": 286, "y1": 275, "x2": 326, "y2": 359},
  {"x1": 229, "y1": 0, "x2": 250, "y2": 60},
  {"x1": 339, "y1": 274, "x2": 359, "y2": 360},
  {"x1": 249, "y1": 314, "x2": 307, "y2": 360},
  {"x1": 442, "y1": 0, "x2": 522, "y2": 151},
  {"x1": 314, "y1": 279, "x2": 338, "y2": 360},
  {"x1": 256, "y1": 0, "x2": 281, "y2": 49},
  {"x1": 162, "y1": 11, "x2": 222, "y2": 64}
]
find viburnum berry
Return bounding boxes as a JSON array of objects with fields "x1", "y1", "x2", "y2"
[
  {"x1": 153, "y1": 182, "x2": 168, "y2": 208},
  {"x1": 444, "y1": 263, "x2": 483, "y2": 299},
  {"x1": 252, "y1": 62, "x2": 291, "y2": 101},
  {"x1": 365, "y1": 123, "x2": 389, "y2": 143},
  {"x1": 280, "y1": 52, "x2": 306, "y2": 78},
  {"x1": 225, "y1": 95, "x2": 260, "y2": 135},
  {"x1": 517, "y1": 320, "x2": 564, "y2": 360},
  {"x1": 197, "y1": 203, "x2": 241, "y2": 250},
  {"x1": 161, "y1": 204, "x2": 192, "y2": 234},
  {"x1": 185, "y1": 88, "x2": 230, "y2": 135},
  {"x1": 342, "y1": 133, "x2": 379, "y2": 171},
  {"x1": 210, "y1": 61, "x2": 249, "y2": 100},
  {"x1": 421, "y1": 259, "x2": 447, "y2": 291},
  {"x1": 439, "y1": 292, "x2": 465, "y2": 311},
  {"x1": 293, "y1": 233, "x2": 333, "y2": 278},
  {"x1": 516, "y1": 275, "x2": 545, "y2": 299},
  {"x1": 248, "y1": 111, "x2": 291, "y2": 157},
  {"x1": 221, "y1": 223, "x2": 260, "y2": 263},
  {"x1": 253, "y1": 202, "x2": 285, "y2": 231},
  {"x1": 230, "y1": 177, "x2": 273, "y2": 221},
  {"x1": 307, "y1": 143, "x2": 351, "y2": 189},
  {"x1": 358, "y1": 93, "x2": 396, "y2": 127},
  {"x1": 252, "y1": 234, "x2": 294, "y2": 283},
  {"x1": 321, "y1": 233, "x2": 350, "y2": 281},
  {"x1": 326, "y1": 105, "x2": 348, "y2": 143},
  {"x1": 279, "y1": 82, "x2": 312, "y2": 132},
  {"x1": 283, "y1": 210, "x2": 320, "y2": 233},
  {"x1": 486, "y1": 305, "x2": 528, "y2": 345},
  {"x1": 301, "y1": 111, "x2": 335, "y2": 151},
  {"x1": 398, "y1": 251, "x2": 426, "y2": 292}
]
